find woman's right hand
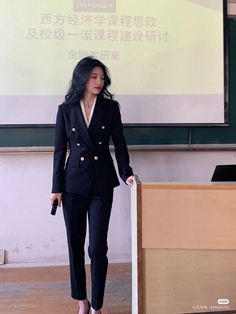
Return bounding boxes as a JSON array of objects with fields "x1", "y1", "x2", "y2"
[{"x1": 50, "y1": 193, "x2": 62, "y2": 207}]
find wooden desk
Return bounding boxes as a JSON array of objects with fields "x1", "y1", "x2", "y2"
[{"x1": 131, "y1": 181, "x2": 236, "y2": 314}]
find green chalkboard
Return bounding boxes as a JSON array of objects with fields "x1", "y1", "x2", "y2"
[{"x1": 0, "y1": 18, "x2": 235, "y2": 148}]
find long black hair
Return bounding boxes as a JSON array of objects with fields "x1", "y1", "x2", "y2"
[{"x1": 65, "y1": 56, "x2": 113, "y2": 104}]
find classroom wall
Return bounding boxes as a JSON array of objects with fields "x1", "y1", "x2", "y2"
[
  {"x1": 1, "y1": 149, "x2": 236, "y2": 265},
  {"x1": 0, "y1": 5, "x2": 235, "y2": 267}
]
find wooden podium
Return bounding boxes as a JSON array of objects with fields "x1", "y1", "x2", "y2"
[{"x1": 131, "y1": 178, "x2": 236, "y2": 314}]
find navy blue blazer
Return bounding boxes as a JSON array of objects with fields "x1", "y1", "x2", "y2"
[{"x1": 52, "y1": 97, "x2": 133, "y2": 195}]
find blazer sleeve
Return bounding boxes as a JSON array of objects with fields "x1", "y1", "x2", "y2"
[
  {"x1": 52, "y1": 105, "x2": 68, "y2": 193},
  {"x1": 111, "y1": 101, "x2": 133, "y2": 183}
]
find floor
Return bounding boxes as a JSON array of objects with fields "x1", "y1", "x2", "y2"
[{"x1": 0, "y1": 263, "x2": 131, "y2": 314}]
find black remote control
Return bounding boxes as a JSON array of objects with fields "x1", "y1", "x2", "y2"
[{"x1": 51, "y1": 199, "x2": 58, "y2": 215}]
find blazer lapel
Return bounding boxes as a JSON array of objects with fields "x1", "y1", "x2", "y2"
[
  {"x1": 89, "y1": 98, "x2": 104, "y2": 136},
  {"x1": 72, "y1": 103, "x2": 94, "y2": 149}
]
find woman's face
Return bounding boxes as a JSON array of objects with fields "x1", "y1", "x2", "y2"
[{"x1": 85, "y1": 66, "x2": 105, "y2": 96}]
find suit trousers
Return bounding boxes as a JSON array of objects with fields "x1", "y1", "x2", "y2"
[{"x1": 62, "y1": 189, "x2": 113, "y2": 311}]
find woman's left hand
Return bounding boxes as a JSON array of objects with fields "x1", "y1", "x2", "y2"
[{"x1": 126, "y1": 175, "x2": 134, "y2": 186}]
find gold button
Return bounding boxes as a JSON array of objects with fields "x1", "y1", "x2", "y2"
[
  {"x1": 76, "y1": 143, "x2": 80, "y2": 146},
  {"x1": 98, "y1": 141, "x2": 102, "y2": 145},
  {"x1": 72, "y1": 127, "x2": 76, "y2": 132},
  {"x1": 94, "y1": 156, "x2": 99, "y2": 160},
  {"x1": 101, "y1": 125, "x2": 105, "y2": 129},
  {"x1": 80, "y1": 156, "x2": 85, "y2": 161}
]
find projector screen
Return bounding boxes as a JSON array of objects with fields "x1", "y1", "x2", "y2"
[{"x1": 0, "y1": 0, "x2": 226, "y2": 125}]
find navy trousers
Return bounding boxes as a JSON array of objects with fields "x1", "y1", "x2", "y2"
[{"x1": 62, "y1": 189, "x2": 113, "y2": 310}]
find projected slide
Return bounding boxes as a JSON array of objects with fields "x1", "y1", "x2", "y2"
[{"x1": 0, "y1": 0, "x2": 225, "y2": 124}]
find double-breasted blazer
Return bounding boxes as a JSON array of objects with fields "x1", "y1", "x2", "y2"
[{"x1": 52, "y1": 96, "x2": 133, "y2": 195}]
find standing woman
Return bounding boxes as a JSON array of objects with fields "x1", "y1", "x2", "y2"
[{"x1": 50, "y1": 56, "x2": 134, "y2": 314}]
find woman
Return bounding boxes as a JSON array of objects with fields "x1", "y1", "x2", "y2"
[{"x1": 50, "y1": 56, "x2": 134, "y2": 314}]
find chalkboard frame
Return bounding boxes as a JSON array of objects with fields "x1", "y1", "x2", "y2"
[{"x1": 1, "y1": 1, "x2": 235, "y2": 148}]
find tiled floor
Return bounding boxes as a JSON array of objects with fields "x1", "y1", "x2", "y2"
[{"x1": 0, "y1": 263, "x2": 131, "y2": 314}]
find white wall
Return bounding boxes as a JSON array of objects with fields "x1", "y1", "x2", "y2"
[{"x1": 1, "y1": 149, "x2": 236, "y2": 265}]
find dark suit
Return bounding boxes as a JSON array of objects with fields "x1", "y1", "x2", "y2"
[
  {"x1": 52, "y1": 96, "x2": 133, "y2": 310},
  {"x1": 52, "y1": 97, "x2": 133, "y2": 195}
]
